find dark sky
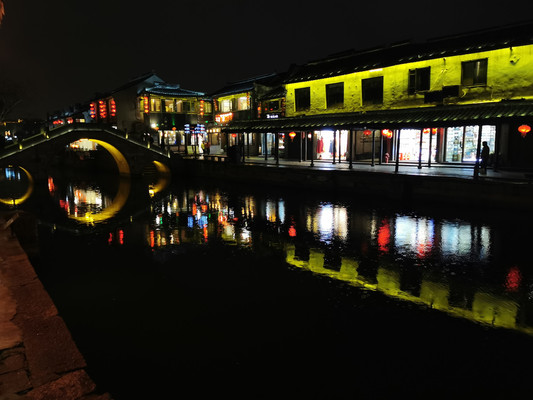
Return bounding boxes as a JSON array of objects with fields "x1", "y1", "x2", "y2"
[{"x1": 1, "y1": 0, "x2": 532, "y2": 119}]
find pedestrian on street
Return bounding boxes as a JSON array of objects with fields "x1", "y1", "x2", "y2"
[{"x1": 480, "y1": 141, "x2": 490, "y2": 174}]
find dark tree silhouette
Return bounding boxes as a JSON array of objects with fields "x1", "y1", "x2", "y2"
[{"x1": 0, "y1": 78, "x2": 22, "y2": 123}]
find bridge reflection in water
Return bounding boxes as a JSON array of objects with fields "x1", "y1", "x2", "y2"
[
  {"x1": 0, "y1": 166, "x2": 34, "y2": 206},
  {"x1": 1, "y1": 161, "x2": 171, "y2": 226},
  {"x1": 17, "y1": 167, "x2": 531, "y2": 335},
  {"x1": 143, "y1": 187, "x2": 533, "y2": 336},
  {"x1": 15, "y1": 175, "x2": 533, "y2": 398}
]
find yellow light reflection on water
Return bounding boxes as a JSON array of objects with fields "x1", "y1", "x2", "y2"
[
  {"x1": 68, "y1": 178, "x2": 131, "y2": 225},
  {"x1": 284, "y1": 244, "x2": 533, "y2": 336},
  {"x1": 0, "y1": 166, "x2": 34, "y2": 206}
]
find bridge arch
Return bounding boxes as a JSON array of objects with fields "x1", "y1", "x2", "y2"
[
  {"x1": 0, "y1": 124, "x2": 173, "y2": 178},
  {"x1": 83, "y1": 138, "x2": 130, "y2": 175}
]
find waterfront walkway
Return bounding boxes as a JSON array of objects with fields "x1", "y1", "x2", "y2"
[
  {"x1": 187, "y1": 153, "x2": 532, "y2": 184},
  {"x1": 0, "y1": 212, "x2": 112, "y2": 400}
]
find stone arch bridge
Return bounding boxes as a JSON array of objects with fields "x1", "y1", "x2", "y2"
[{"x1": 0, "y1": 123, "x2": 175, "y2": 179}]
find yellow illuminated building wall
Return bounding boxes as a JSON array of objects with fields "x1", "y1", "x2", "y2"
[
  {"x1": 215, "y1": 93, "x2": 251, "y2": 112},
  {"x1": 285, "y1": 44, "x2": 533, "y2": 117}
]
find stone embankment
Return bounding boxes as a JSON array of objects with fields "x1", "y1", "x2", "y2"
[{"x1": 0, "y1": 211, "x2": 112, "y2": 400}]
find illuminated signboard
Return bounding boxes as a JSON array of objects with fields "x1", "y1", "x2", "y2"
[{"x1": 215, "y1": 112, "x2": 233, "y2": 124}]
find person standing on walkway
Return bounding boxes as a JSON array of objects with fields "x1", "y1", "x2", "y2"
[{"x1": 480, "y1": 141, "x2": 490, "y2": 175}]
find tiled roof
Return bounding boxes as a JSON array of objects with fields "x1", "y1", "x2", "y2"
[
  {"x1": 284, "y1": 20, "x2": 533, "y2": 83},
  {"x1": 258, "y1": 86, "x2": 286, "y2": 100},
  {"x1": 209, "y1": 73, "x2": 279, "y2": 97},
  {"x1": 141, "y1": 83, "x2": 206, "y2": 97},
  {"x1": 223, "y1": 100, "x2": 533, "y2": 132},
  {"x1": 112, "y1": 72, "x2": 164, "y2": 93}
]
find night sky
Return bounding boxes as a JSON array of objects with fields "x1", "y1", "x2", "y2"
[{"x1": 0, "y1": 0, "x2": 532, "y2": 119}]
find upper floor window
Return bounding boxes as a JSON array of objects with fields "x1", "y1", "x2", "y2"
[
  {"x1": 150, "y1": 98, "x2": 161, "y2": 112},
  {"x1": 220, "y1": 99, "x2": 232, "y2": 112},
  {"x1": 295, "y1": 87, "x2": 311, "y2": 111},
  {"x1": 408, "y1": 67, "x2": 430, "y2": 94},
  {"x1": 461, "y1": 58, "x2": 488, "y2": 86},
  {"x1": 326, "y1": 82, "x2": 344, "y2": 108},
  {"x1": 265, "y1": 100, "x2": 280, "y2": 111},
  {"x1": 164, "y1": 99, "x2": 175, "y2": 112},
  {"x1": 362, "y1": 76, "x2": 383, "y2": 105},
  {"x1": 237, "y1": 96, "x2": 250, "y2": 111}
]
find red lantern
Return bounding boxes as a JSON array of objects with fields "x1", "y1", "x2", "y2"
[
  {"x1": 518, "y1": 124, "x2": 531, "y2": 138},
  {"x1": 363, "y1": 129, "x2": 372, "y2": 136},
  {"x1": 382, "y1": 129, "x2": 393, "y2": 138},
  {"x1": 289, "y1": 131, "x2": 296, "y2": 140},
  {"x1": 231, "y1": 133, "x2": 237, "y2": 138}
]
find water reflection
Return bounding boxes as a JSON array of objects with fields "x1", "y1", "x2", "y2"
[
  {"x1": 136, "y1": 186, "x2": 533, "y2": 336},
  {"x1": 0, "y1": 166, "x2": 34, "y2": 206},
  {"x1": 31, "y1": 173, "x2": 533, "y2": 336},
  {"x1": 47, "y1": 175, "x2": 131, "y2": 225}
]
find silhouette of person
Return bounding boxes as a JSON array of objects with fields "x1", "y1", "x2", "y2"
[{"x1": 480, "y1": 141, "x2": 490, "y2": 174}]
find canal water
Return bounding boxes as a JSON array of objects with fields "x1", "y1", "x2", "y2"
[{"x1": 3, "y1": 166, "x2": 533, "y2": 399}]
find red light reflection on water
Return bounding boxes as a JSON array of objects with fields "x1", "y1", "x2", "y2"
[
  {"x1": 505, "y1": 266, "x2": 522, "y2": 292},
  {"x1": 417, "y1": 242, "x2": 432, "y2": 259},
  {"x1": 377, "y1": 219, "x2": 390, "y2": 253},
  {"x1": 288, "y1": 225, "x2": 297, "y2": 237}
]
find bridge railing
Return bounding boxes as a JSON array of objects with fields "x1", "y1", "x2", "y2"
[
  {"x1": 0, "y1": 122, "x2": 174, "y2": 160},
  {"x1": 0, "y1": 130, "x2": 51, "y2": 159}
]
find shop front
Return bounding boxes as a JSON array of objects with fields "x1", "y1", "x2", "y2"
[
  {"x1": 314, "y1": 130, "x2": 349, "y2": 161},
  {"x1": 388, "y1": 125, "x2": 496, "y2": 165},
  {"x1": 223, "y1": 100, "x2": 533, "y2": 170},
  {"x1": 443, "y1": 125, "x2": 496, "y2": 163}
]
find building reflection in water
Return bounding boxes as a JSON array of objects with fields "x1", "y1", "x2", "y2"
[
  {"x1": 37, "y1": 173, "x2": 533, "y2": 334},
  {"x1": 47, "y1": 176, "x2": 130, "y2": 225},
  {"x1": 103, "y1": 185, "x2": 532, "y2": 336}
]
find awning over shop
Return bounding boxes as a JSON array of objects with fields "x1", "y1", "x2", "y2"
[{"x1": 222, "y1": 100, "x2": 533, "y2": 132}]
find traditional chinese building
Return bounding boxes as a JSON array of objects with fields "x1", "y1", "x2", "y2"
[
  {"x1": 209, "y1": 73, "x2": 285, "y2": 157},
  {"x1": 138, "y1": 83, "x2": 212, "y2": 152},
  {"x1": 226, "y1": 21, "x2": 533, "y2": 170},
  {"x1": 48, "y1": 72, "x2": 213, "y2": 152}
]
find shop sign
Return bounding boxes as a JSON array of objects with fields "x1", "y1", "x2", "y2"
[{"x1": 215, "y1": 112, "x2": 233, "y2": 124}]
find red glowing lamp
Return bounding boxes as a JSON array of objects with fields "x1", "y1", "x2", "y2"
[
  {"x1": 518, "y1": 124, "x2": 531, "y2": 138},
  {"x1": 382, "y1": 129, "x2": 393, "y2": 138},
  {"x1": 289, "y1": 131, "x2": 296, "y2": 140},
  {"x1": 363, "y1": 129, "x2": 372, "y2": 136},
  {"x1": 231, "y1": 133, "x2": 237, "y2": 138}
]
